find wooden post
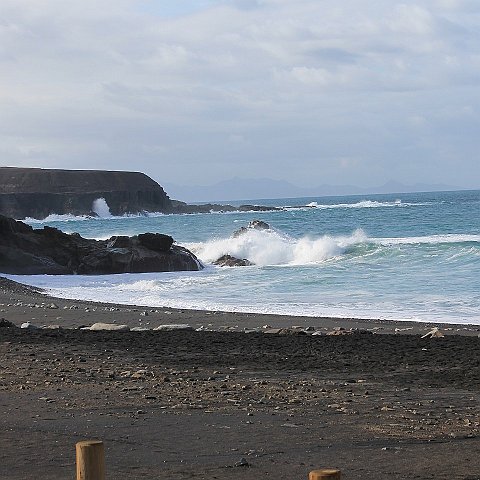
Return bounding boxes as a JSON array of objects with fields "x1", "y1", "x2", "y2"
[
  {"x1": 309, "y1": 469, "x2": 341, "y2": 480},
  {"x1": 76, "y1": 440, "x2": 105, "y2": 480}
]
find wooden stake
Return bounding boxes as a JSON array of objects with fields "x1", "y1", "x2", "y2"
[
  {"x1": 309, "y1": 469, "x2": 341, "y2": 480},
  {"x1": 76, "y1": 440, "x2": 105, "y2": 480}
]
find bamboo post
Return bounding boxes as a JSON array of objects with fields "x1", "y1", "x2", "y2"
[
  {"x1": 76, "y1": 440, "x2": 105, "y2": 480},
  {"x1": 309, "y1": 469, "x2": 341, "y2": 480}
]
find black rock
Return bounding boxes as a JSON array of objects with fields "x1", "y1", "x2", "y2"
[
  {"x1": 0, "y1": 318, "x2": 16, "y2": 329},
  {"x1": 137, "y1": 233, "x2": 174, "y2": 252},
  {"x1": 0, "y1": 215, "x2": 202, "y2": 275},
  {"x1": 0, "y1": 167, "x2": 172, "y2": 219},
  {"x1": 213, "y1": 255, "x2": 254, "y2": 267},
  {"x1": 232, "y1": 220, "x2": 271, "y2": 238},
  {"x1": 169, "y1": 200, "x2": 281, "y2": 215}
]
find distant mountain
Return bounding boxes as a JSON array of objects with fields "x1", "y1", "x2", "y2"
[{"x1": 163, "y1": 177, "x2": 460, "y2": 203}]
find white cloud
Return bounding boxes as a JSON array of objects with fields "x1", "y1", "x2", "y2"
[{"x1": 0, "y1": 0, "x2": 479, "y2": 188}]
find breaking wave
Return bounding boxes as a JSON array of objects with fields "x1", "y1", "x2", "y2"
[
  {"x1": 188, "y1": 228, "x2": 480, "y2": 267},
  {"x1": 286, "y1": 199, "x2": 432, "y2": 211},
  {"x1": 188, "y1": 228, "x2": 367, "y2": 266}
]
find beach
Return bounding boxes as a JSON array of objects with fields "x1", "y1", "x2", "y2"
[{"x1": 1, "y1": 277, "x2": 479, "y2": 480}]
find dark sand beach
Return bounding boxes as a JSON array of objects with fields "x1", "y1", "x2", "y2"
[{"x1": 1, "y1": 277, "x2": 479, "y2": 479}]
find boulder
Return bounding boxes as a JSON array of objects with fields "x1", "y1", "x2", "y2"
[
  {"x1": 0, "y1": 215, "x2": 202, "y2": 275},
  {"x1": 213, "y1": 255, "x2": 254, "y2": 267},
  {"x1": 137, "y1": 233, "x2": 174, "y2": 252},
  {"x1": 233, "y1": 220, "x2": 271, "y2": 238}
]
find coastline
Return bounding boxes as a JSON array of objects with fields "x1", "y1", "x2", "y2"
[
  {"x1": 1, "y1": 275, "x2": 480, "y2": 480},
  {"x1": 1, "y1": 276, "x2": 479, "y2": 336}
]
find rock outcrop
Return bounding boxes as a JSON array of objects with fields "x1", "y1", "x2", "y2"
[
  {"x1": 0, "y1": 215, "x2": 202, "y2": 275},
  {"x1": 213, "y1": 221, "x2": 272, "y2": 267},
  {"x1": 170, "y1": 200, "x2": 281, "y2": 215},
  {"x1": 233, "y1": 220, "x2": 271, "y2": 238},
  {"x1": 213, "y1": 255, "x2": 254, "y2": 267},
  {"x1": 0, "y1": 167, "x2": 172, "y2": 219}
]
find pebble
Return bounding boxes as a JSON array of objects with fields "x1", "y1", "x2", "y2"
[{"x1": 234, "y1": 458, "x2": 250, "y2": 467}]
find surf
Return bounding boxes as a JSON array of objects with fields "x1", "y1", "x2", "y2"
[{"x1": 188, "y1": 228, "x2": 367, "y2": 266}]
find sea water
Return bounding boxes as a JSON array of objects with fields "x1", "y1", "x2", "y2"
[{"x1": 10, "y1": 190, "x2": 480, "y2": 325}]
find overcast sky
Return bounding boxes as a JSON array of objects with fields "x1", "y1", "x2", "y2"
[{"x1": 1, "y1": 0, "x2": 479, "y2": 189}]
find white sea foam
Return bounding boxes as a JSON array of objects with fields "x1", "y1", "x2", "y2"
[
  {"x1": 188, "y1": 228, "x2": 367, "y2": 266},
  {"x1": 285, "y1": 199, "x2": 435, "y2": 211},
  {"x1": 373, "y1": 233, "x2": 480, "y2": 246},
  {"x1": 23, "y1": 210, "x2": 166, "y2": 225},
  {"x1": 92, "y1": 198, "x2": 112, "y2": 218},
  {"x1": 24, "y1": 214, "x2": 93, "y2": 223},
  {"x1": 7, "y1": 272, "x2": 477, "y2": 325}
]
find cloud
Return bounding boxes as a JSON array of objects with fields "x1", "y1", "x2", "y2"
[{"x1": 0, "y1": 0, "x2": 479, "y2": 188}]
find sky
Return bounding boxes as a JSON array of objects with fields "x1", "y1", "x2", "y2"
[{"x1": 1, "y1": 0, "x2": 479, "y2": 190}]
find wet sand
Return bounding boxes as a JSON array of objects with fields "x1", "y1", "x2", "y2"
[{"x1": 1, "y1": 277, "x2": 479, "y2": 479}]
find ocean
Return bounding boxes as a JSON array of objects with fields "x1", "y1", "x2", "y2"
[{"x1": 9, "y1": 190, "x2": 480, "y2": 325}]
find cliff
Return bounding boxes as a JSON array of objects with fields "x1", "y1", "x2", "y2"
[{"x1": 0, "y1": 167, "x2": 172, "y2": 219}]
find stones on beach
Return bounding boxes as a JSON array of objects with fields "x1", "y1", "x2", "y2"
[
  {"x1": 233, "y1": 457, "x2": 250, "y2": 467},
  {"x1": 263, "y1": 328, "x2": 307, "y2": 335},
  {"x1": 85, "y1": 323, "x2": 130, "y2": 331},
  {"x1": 0, "y1": 318, "x2": 16, "y2": 328},
  {"x1": 153, "y1": 324, "x2": 194, "y2": 331},
  {"x1": 327, "y1": 327, "x2": 351, "y2": 335},
  {"x1": 326, "y1": 327, "x2": 373, "y2": 336},
  {"x1": 20, "y1": 322, "x2": 39, "y2": 329},
  {"x1": 421, "y1": 327, "x2": 445, "y2": 338}
]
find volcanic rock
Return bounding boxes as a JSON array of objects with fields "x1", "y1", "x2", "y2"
[
  {"x1": 0, "y1": 318, "x2": 16, "y2": 329},
  {"x1": 137, "y1": 233, "x2": 174, "y2": 252},
  {"x1": 0, "y1": 215, "x2": 202, "y2": 275},
  {"x1": 213, "y1": 255, "x2": 254, "y2": 267},
  {"x1": 0, "y1": 167, "x2": 172, "y2": 219},
  {"x1": 169, "y1": 201, "x2": 281, "y2": 215},
  {"x1": 153, "y1": 324, "x2": 194, "y2": 331},
  {"x1": 232, "y1": 220, "x2": 271, "y2": 238},
  {"x1": 86, "y1": 323, "x2": 130, "y2": 331}
]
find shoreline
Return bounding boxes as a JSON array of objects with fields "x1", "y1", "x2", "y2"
[
  {"x1": 1, "y1": 276, "x2": 479, "y2": 336},
  {"x1": 1, "y1": 274, "x2": 480, "y2": 479}
]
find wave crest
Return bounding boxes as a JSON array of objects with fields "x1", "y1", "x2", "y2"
[{"x1": 189, "y1": 228, "x2": 367, "y2": 266}]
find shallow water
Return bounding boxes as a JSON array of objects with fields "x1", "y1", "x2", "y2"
[{"x1": 11, "y1": 190, "x2": 480, "y2": 324}]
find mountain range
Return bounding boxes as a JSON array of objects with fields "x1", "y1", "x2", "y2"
[{"x1": 164, "y1": 177, "x2": 461, "y2": 203}]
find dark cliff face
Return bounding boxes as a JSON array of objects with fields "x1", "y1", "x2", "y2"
[{"x1": 0, "y1": 167, "x2": 172, "y2": 219}]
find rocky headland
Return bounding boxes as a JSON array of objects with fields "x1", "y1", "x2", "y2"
[
  {"x1": 0, "y1": 167, "x2": 173, "y2": 219},
  {"x1": 0, "y1": 167, "x2": 280, "y2": 219},
  {"x1": 0, "y1": 215, "x2": 201, "y2": 275}
]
